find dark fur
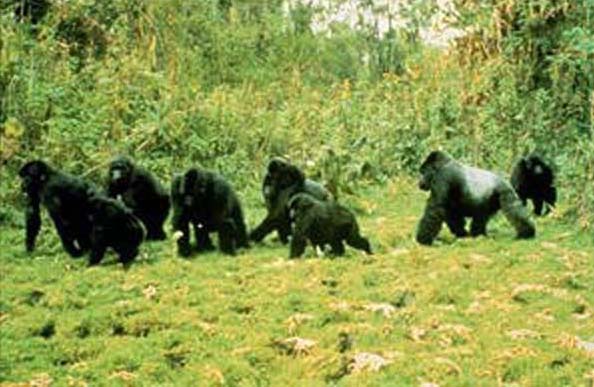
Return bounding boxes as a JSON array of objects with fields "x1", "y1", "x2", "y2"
[
  {"x1": 288, "y1": 193, "x2": 372, "y2": 258},
  {"x1": 14, "y1": 0, "x2": 50, "y2": 24},
  {"x1": 171, "y1": 168, "x2": 249, "y2": 256},
  {"x1": 87, "y1": 195, "x2": 145, "y2": 267},
  {"x1": 107, "y1": 156, "x2": 170, "y2": 240},
  {"x1": 250, "y1": 157, "x2": 332, "y2": 244},
  {"x1": 416, "y1": 151, "x2": 536, "y2": 245},
  {"x1": 18, "y1": 160, "x2": 95, "y2": 257},
  {"x1": 511, "y1": 153, "x2": 556, "y2": 216}
]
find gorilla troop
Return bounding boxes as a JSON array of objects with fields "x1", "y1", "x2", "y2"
[
  {"x1": 416, "y1": 151, "x2": 536, "y2": 245},
  {"x1": 171, "y1": 168, "x2": 249, "y2": 256},
  {"x1": 511, "y1": 153, "x2": 556, "y2": 216},
  {"x1": 250, "y1": 157, "x2": 332, "y2": 244},
  {"x1": 288, "y1": 193, "x2": 372, "y2": 258},
  {"x1": 107, "y1": 156, "x2": 170, "y2": 240},
  {"x1": 19, "y1": 160, "x2": 95, "y2": 257},
  {"x1": 87, "y1": 196, "x2": 145, "y2": 267}
]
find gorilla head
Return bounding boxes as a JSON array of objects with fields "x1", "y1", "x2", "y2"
[
  {"x1": 108, "y1": 156, "x2": 135, "y2": 193},
  {"x1": 416, "y1": 151, "x2": 536, "y2": 245}
]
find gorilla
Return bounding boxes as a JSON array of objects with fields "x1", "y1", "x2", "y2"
[
  {"x1": 511, "y1": 153, "x2": 556, "y2": 216},
  {"x1": 250, "y1": 157, "x2": 332, "y2": 244},
  {"x1": 87, "y1": 195, "x2": 145, "y2": 267},
  {"x1": 416, "y1": 151, "x2": 536, "y2": 245},
  {"x1": 171, "y1": 168, "x2": 249, "y2": 257},
  {"x1": 18, "y1": 160, "x2": 95, "y2": 257},
  {"x1": 288, "y1": 193, "x2": 372, "y2": 258},
  {"x1": 107, "y1": 156, "x2": 170, "y2": 240},
  {"x1": 13, "y1": 0, "x2": 50, "y2": 24}
]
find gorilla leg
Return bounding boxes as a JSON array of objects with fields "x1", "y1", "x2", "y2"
[
  {"x1": 277, "y1": 219, "x2": 291, "y2": 244},
  {"x1": 446, "y1": 214, "x2": 468, "y2": 237},
  {"x1": 498, "y1": 188, "x2": 536, "y2": 239},
  {"x1": 88, "y1": 232, "x2": 107, "y2": 266},
  {"x1": 218, "y1": 219, "x2": 237, "y2": 255},
  {"x1": 173, "y1": 213, "x2": 192, "y2": 257},
  {"x1": 249, "y1": 215, "x2": 278, "y2": 242},
  {"x1": 194, "y1": 224, "x2": 215, "y2": 252},
  {"x1": 533, "y1": 198, "x2": 544, "y2": 216},
  {"x1": 231, "y1": 206, "x2": 249, "y2": 249},
  {"x1": 330, "y1": 240, "x2": 345, "y2": 256},
  {"x1": 25, "y1": 196, "x2": 41, "y2": 252},
  {"x1": 470, "y1": 216, "x2": 489, "y2": 237},
  {"x1": 416, "y1": 199, "x2": 446, "y2": 245},
  {"x1": 346, "y1": 233, "x2": 372, "y2": 254},
  {"x1": 51, "y1": 214, "x2": 85, "y2": 257}
]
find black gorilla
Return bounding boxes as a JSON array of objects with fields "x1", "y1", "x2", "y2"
[
  {"x1": 13, "y1": 0, "x2": 50, "y2": 24},
  {"x1": 288, "y1": 193, "x2": 372, "y2": 258},
  {"x1": 416, "y1": 151, "x2": 536, "y2": 245},
  {"x1": 18, "y1": 160, "x2": 95, "y2": 257},
  {"x1": 171, "y1": 168, "x2": 249, "y2": 256},
  {"x1": 107, "y1": 156, "x2": 170, "y2": 240},
  {"x1": 511, "y1": 153, "x2": 556, "y2": 216},
  {"x1": 250, "y1": 157, "x2": 332, "y2": 243},
  {"x1": 87, "y1": 195, "x2": 145, "y2": 267}
]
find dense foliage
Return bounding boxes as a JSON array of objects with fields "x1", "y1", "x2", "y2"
[{"x1": 1, "y1": 0, "x2": 592, "y2": 227}]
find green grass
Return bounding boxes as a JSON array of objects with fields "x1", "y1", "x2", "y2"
[{"x1": 1, "y1": 179, "x2": 593, "y2": 386}]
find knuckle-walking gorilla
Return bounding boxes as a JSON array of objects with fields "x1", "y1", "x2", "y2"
[
  {"x1": 87, "y1": 195, "x2": 145, "y2": 267},
  {"x1": 19, "y1": 160, "x2": 95, "y2": 257},
  {"x1": 250, "y1": 157, "x2": 332, "y2": 244},
  {"x1": 288, "y1": 193, "x2": 372, "y2": 258},
  {"x1": 416, "y1": 151, "x2": 536, "y2": 245},
  {"x1": 511, "y1": 153, "x2": 556, "y2": 216},
  {"x1": 171, "y1": 168, "x2": 249, "y2": 256},
  {"x1": 107, "y1": 156, "x2": 170, "y2": 240}
]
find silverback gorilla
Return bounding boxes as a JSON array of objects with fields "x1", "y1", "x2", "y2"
[
  {"x1": 19, "y1": 160, "x2": 95, "y2": 257},
  {"x1": 250, "y1": 157, "x2": 332, "y2": 243},
  {"x1": 171, "y1": 168, "x2": 249, "y2": 256},
  {"x1": 107, "y1": 156, "x2": 170, "y2": 240},
  {"x1": 416, "y1": 151, "x2": 536, "y2": 245},
  {"x1": 511, "y1": 153, "x2": 556, "y2": 216},
  {"x1": 288, "y1": 193, "x2": 372, "y2": 258},
  {"x1": 87, "y1": 196, "x2": 145, "y2": 267}
]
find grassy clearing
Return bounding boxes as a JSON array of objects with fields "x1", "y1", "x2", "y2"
[{"x1": 1, "y1": 179, "x2": 592, "y2": 386}]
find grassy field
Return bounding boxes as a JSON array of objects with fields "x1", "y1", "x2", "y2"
[{"x1": 1, "y1": 178, "x2": 592, "y2": 386}]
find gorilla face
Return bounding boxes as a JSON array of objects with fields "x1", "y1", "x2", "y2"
[
  {"x1": 108, "y1": 157, "x2": 134, "y2": 192},
  {"x1": 418, "y1": 151, "x2": 450, "y2": 191},
  {"x1": 19, "y1": 160, "x2": 49, "y2": 195}
]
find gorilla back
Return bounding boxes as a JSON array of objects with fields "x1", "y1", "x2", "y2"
[
  {"x1": 19, "y1": 160, "x2": 95, "y2": 257},
  {"x1": 416, "y1": 151, "x2": 535, "y2": 245}
]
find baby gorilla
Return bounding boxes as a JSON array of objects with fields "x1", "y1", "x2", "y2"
[
  {"x1": 288, "y1": 193, "x2": 372, "y2": 258},
  {"x1": 416, "y1": 150, "x2": 536, "y2": 245},
  {"x1": 19, "y1": 160, "x2": 95, "y2": 257},
  {"x1": 107, "y1": 156, "x2": 170, "y2": 240},
  {"x1": 251, "y1": 157, "x2": 332, "y2": 244},
  {"x1": 171, "y1": 168, "x2": 249, "y2": 256},
  {"x1": 511, "y1": 153, "x2": 556, "y2": 216},
  {"x1": 87, "y1": 196, "x2": 145, "y2": 268}
]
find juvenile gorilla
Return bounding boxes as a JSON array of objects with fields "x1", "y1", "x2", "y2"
[
  {"x1": 171, "y1": 168, "x2": 249, "y2": 256},
  {"x1": 250, "y1": 158, "x2": 332, "y2": 244},
  {"x1": 87, "y1": 195, "x2": 145, "y2": 267},
  {"x1": 416, "y1": 151, "x2": 535, "y2": 245},
  {"x1": 107, "y1": 156, "x2": 170, "y2": 240},
  {"x1": 19, "y1": 160, "x2": 95, "y2": 257},
  {"x1": 288, "y1": 193, "x2": 372, "y2": 258},
  {"x1": 511, "y1": 153, "x2": 556, "y2": 216}
]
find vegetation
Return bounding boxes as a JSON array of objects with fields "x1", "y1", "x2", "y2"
[{"x1": 1, "y1": 0, "x2": 593, "y2": 385}]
